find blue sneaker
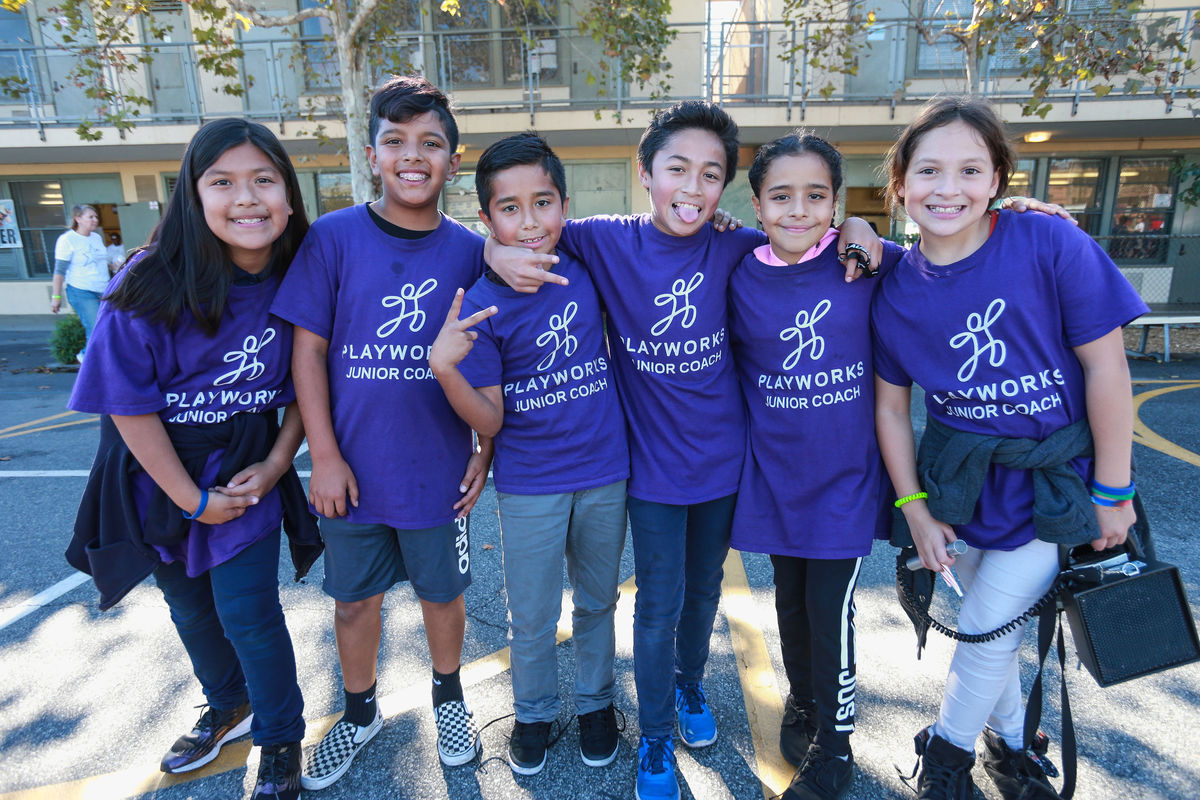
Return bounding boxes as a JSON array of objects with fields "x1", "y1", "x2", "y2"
[
  {"x1": 675, "y1": 683, "x2": 717, "y2": 747},
  {"x1": 635, "y1": 735, "x2": 679, "y2": 800}
]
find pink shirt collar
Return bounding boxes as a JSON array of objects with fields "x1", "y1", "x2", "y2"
[{"x1": 753, "y1": 227, "x2": 839, "y2": 266}]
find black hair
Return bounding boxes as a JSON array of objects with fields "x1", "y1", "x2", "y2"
[
  {"x1": 885, "y1": 95, "x2": 1015, "y2": 216},
  {"x1": 748, "y1": 130, "x2": 843, "y2": 199},
  {"x1": 474, "y1": 132, "x2": 566, "y2": 216},
  {"x1": 106, "y1": 118, "x2": 309, "y2": 334},
  {"x1": 637, "y1": 100, "x2": 740, "y2": 187},
  {"x1": 369, "y1": 75, "x2": 458, "y2": 152}
]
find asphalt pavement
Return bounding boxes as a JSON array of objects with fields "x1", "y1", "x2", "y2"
[{"x1": 0, "y1": 316, "x2": 1197, "y2": 800}]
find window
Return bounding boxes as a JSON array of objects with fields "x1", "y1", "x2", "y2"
[
  {"x1": 1007, "y1": 159, "x2": 1036, "y2": 199},
  {"x1": 10, "y1": 180, "x2": 66, "y2": 277},
  {"x1": 1107, "y1": 157, "x2": 1175, "y2": 263},
  {"x1": 317, "y1": 172, "x2": 354, "y2": 216},
  {"x1": 436, "y1": 0, "x2": 561, "y2": 90},
  {"x1": 442, "y1": 171, "x2": 488, "y2": 236},
  {"x1": 1046, "y1": 158, "x2": 1104, "y2": 235}
]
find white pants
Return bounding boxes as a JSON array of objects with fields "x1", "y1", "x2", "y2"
[{"x1": 934, "y1": 537, "x2": 1060, "y2": 752}]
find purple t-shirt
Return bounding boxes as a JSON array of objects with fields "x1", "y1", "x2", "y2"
[
  {"x1": 68, "y1": 264, "x2": 295, "y2": 575},
  {"x1": 559, "y1": 215, "x2": 764, "y2": 504},
  {"x1": 729, "y1": 239, "x2": 905, "y2": 559},
  {"x1": 456, "y1": 255, "x2": 629, "y2": 495},
  {"x1": 271, "y1": 205, "x2": 485, "y2": 528},
  {"x1": 871, "y1": 211, "x2": 1148, "y2": 549}
]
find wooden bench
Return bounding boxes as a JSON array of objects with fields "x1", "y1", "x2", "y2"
[{"x1": 1125, "y1": 307, "x2": 1200, "y2": 363}]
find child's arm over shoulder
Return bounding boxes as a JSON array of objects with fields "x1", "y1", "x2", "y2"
[
  {"x1": 111, "y1": 414, "x2": 259, "y2": 524},
  {"x1": 483, "y1": 235, "x2": 565, "y2": 294},
  {"x1": 835, "y1": 217, "x2": 884, "y2": 283},
  {"x1": 429, "y1": 288, "x2": 503, "y2": 437},
  {"x1": 292, "y1": 325, "x2": 358, "y2": 518}
]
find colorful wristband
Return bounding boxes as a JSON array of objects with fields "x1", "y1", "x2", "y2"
[
  {"x1": 1091, "y1": 495, "x2": 1132, "y2": 508},
  {"x1": 895, "y1": 491, "x2": 928, "y2": 508},
  {"x1": 183, "y1": 490, "x2": 209, "y2": 520},
  {"x1": 1090, "y1": 479, "x2": 1135, "y2": 501},
  {"x1": 51, "y1": 294, "x2": 62, "y2": 299}
]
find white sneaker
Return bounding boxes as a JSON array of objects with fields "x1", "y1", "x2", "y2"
[{"x1": 434, "y1": 699, "x2": 481, "y2": 766}]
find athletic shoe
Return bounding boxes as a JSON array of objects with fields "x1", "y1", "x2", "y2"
[
  {"x1": 578, "y1": 704, "x2": 620, "y2": 767},
  {"x1": 300, "y1": 706, "x2": 383, "y2": 790},
  {"x1": 910, "y1": 727, "x2": 977, "y2": 800},
  {"x1": 782, "y1": 744, "x2": 854, "y2": 800},
  {"x1": 980, "y1": 727, "x2": 1062, "y2": 799},
  {"x1": 508, "y1": 720, "x2": 553, "y2": 775},
  {"x1": 780, "y1": 694, "x2": 818, "y2": 765},
  {"x1": 434, "y1": 698, "x2": 481, "y2": 766},
  {"x1": 252, "y1": 741, "x2": 301, "y2": 800},
  {"x1": 635, "y1": 735, "x2": 679, "y2": 800},
  {"x1": 675, "y1": 683, "x2": 717, "y2": 747},
  {"x1": 159, "y1": 702, "x2": 253, "y2": 774}
]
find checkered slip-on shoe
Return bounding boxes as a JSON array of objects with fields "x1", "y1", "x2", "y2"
[
  {"x1": 433, "y1": 699, "x2": 481, "y2": 766},
  {"x1": 300, "y1": 707, "x2": 383, "y2": 790}
]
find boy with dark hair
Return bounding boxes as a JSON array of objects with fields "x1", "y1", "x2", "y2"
[
  {"x1": 429, "y1": 132, "x2": 630, "y2": 777},
  {"x1": 488, "y1": 100, "x2": 884, "y2": 800},
  {"x1": 271, "y1": 74, "x2": 490, "y2": 789}
]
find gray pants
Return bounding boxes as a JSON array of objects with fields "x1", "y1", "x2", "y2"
[{"x1": 497, "y1": 480, "x2": 628, "y2": 723}]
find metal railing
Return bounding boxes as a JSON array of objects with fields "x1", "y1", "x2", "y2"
[{"x1": 0, "y1": 8, "x2": 1196, "y2": 132}]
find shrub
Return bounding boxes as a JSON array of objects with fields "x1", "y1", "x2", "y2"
[{"x1": 50, "y1": 315, "x2": 87, "y2": 365}]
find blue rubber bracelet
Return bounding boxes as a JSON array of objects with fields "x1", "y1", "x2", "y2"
[
  {"x1": 1090, "y1": 478, "x2": 1135, "y2": 497},
  {"x1": 183, "y1": 490, "x2": 208, "y2": 520}
]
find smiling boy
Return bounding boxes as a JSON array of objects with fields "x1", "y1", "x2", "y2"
[
  {"x1": 271, "y1": 76, "x2": 489, "y2": 789},
  {"x1": 429, "y1": 133, "x2": 630, "y2": 777}
]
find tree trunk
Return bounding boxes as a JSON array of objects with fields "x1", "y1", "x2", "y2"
[{"x1": 330, "y1": 8, "x2": 374, "y2": 203}]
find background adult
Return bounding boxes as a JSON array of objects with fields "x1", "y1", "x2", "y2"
[{"x1": 51, "y1": 204, "x2": 109, "y2": 362}]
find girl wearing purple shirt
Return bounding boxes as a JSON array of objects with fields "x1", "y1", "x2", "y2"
[
  {"x1": 872, "y1": 97, "x2": 1146, "y2": 800},
  {"x1": 66, "y1": 120, "x2": 317, "y2": 800},
  {"x1": 729, "y1": 132, "x2": 907, "y2": 800}
]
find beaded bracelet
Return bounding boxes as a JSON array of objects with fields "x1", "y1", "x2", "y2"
[
  {"x1": 183, "y1": 490, "x2": 209, "y2": 520},
  {"x1": 895, "y1": 491, "x2": 928, "y2": 508}
]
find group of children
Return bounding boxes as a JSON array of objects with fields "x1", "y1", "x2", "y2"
[{"x1": 65, "y1": 71, "x2": 1145, "y2": 800}]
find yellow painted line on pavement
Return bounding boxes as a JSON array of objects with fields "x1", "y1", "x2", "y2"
[
  {"x1": 0, "y1": 575, "x2": 641, "y2": 800},
  {"x1": 0, "y1": 417, "x2": 98, "y2": 440},
  {"x1": 723, "y1": 550, "x2": 790, "y2": 800},
  {"x1": 1132, "y1": 381, "x2": 1200, "y2": 468},
  {"x1": 0, "y1": 411, "x2": 79, "y2": 435}
]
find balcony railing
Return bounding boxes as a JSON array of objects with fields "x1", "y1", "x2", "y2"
[{"x1": 0, "y1": 9, "x2": 1196, "y2": 135}]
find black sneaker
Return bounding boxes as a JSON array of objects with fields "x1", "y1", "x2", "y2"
[
  {"x1": 911, "y1": 727, "x2": 977, "y2": 800},
  {"x1": 253, "y1": 741, "x2": 301, "y2": 800},
  {"x1": 780, "y1": 694, "x2": 818, "y2": 766},
  {"x1": 782, "y1": 744, "x2": 854, "y2": 800},
  {"x1": 578, "y1": 704, "x2": 620, "y2": 767},
  {"x1": 160, "y1": 702, "x2": 253, "y2": 774},
  {"x1": 980, "y1": 728, "x2": 1061, "y2": 800},
  {"x1": 508, "y1": 720, "x2": 553, "y2": 775}
]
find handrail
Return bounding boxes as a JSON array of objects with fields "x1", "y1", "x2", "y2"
[{"x1": 0, "y1": 12, "x2": 1195, "y2": 129}]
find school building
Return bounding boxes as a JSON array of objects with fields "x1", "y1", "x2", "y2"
[{"x1": 1, "y1": 0, "x2": 1198, "y2": 315}]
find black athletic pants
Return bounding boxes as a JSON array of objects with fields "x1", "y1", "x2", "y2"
[{"x1": 770, "y1": 553, "x2": 862, "y2": 757}]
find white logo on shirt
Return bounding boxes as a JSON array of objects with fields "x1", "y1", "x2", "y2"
[
  {"x1": 950, "y1": 298, "x2": 1007, "y2": 382},
  {"x1": 779, "y1": 299, "x2": 831, "y2": 370},
  {"x1": 377, "y1": 278, "x2": 438, "y2": 338},
  {"x1": 651, "y1": 272, "x2": 704, "y2": 336},
  {"x1": 214, "y1": 327, "x2": 277, "y2": 386},
  {"x1": 535, "y1": 301, "x2": 579, "y2": 372}
]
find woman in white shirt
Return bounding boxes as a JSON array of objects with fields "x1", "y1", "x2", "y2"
[{"x1": 51, "y1": 204, "x2": 110, "y2": 362}]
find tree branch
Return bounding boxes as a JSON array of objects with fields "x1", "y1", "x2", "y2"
[
  {"x1": 347, "y1": 0, "x2": 384, "y2": 43},
  {"x1": 226, "y1": 0, "x2": 329, "y2": 29}
]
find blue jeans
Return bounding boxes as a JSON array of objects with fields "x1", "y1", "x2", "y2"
[
  {"x1": 628, "y1": 493, "x2": 735, "y2": 737},
  {"x1": 153, "y1": 529, "x2": 305, "y2": 746},
  {"x1": 498, "y1": 480, "x2": 627, "y2": 722},
  {"x1": 65, "y1": 285, "x2": 101, "y2": 347}
]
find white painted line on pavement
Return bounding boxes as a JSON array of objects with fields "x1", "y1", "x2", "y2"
[
  {"x1": 0, "y1": 470, "x2": 90, "y2": 477},
  {"x1": 0, "y1": 572, "x2": 90, "y2": 631}
]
